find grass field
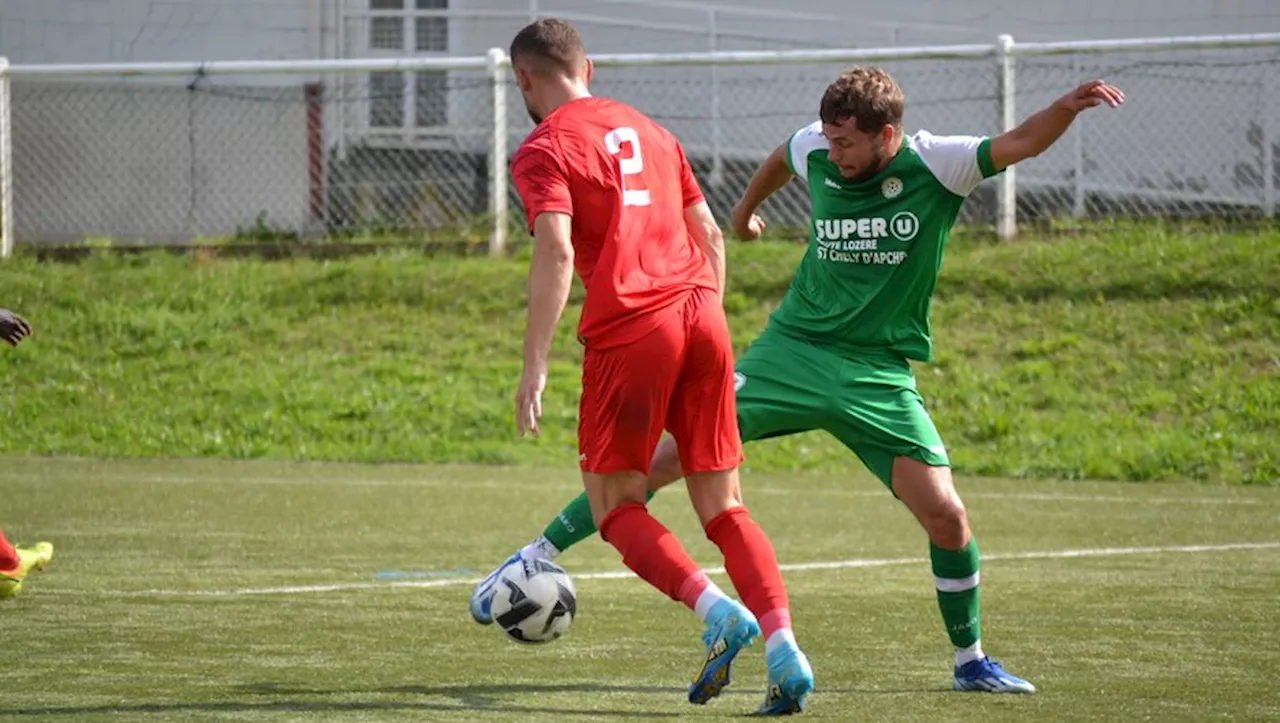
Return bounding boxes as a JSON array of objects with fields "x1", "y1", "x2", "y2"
[
  {"x1": 2, "y1": 457, "x2": 1278, "y2": 721},
  {"x1": 1, "y1": 223, "x2": 1277, "y2": 484}
]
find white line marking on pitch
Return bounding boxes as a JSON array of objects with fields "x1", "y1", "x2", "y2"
[
  {"x1": 962, "y1": 492, "x2": 1269, "y2": 506},
  {"x1": 141, "y1": 541, "x2": 1280, "y2": 598},
  {"x1": 748, "y1": 488, "x2": 1271, "y2": 506},
  {"x1": 19, "y1": 471, "x2": 1273, "y2": 506}
]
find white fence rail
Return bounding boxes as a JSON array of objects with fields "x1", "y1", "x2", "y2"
[{"x1": 2, "y1": 31, "x2": 1280, "y2": 257}]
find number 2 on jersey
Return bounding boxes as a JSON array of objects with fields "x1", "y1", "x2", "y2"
[{"x1": 604, "y1": 127, "x2": 651, "y2": 207}]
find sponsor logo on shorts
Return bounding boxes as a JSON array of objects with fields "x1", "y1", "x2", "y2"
[{"x1": 733, "y1": 372, "x2": 746, "y2": 391}]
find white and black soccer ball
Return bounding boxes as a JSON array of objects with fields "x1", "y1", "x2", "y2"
[{"x1": 490, "y1": 558, "x2": 577, "y2": 644}]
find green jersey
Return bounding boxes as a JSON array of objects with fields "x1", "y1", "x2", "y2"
[{"x1": 770, "y1": 122, "x2": 1001, "y2": 362}]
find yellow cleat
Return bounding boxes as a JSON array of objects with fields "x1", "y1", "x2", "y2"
[{"x1": 0, "y1": 542, "x2": 54, "y2": 599}]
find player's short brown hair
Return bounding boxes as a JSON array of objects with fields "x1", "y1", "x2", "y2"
[
  {"x1": 509, "y1": 18, "x2": 587, "y2": 77},
  {"x1": 819, "y1": 67, "x2": 904, "y2": 132}
]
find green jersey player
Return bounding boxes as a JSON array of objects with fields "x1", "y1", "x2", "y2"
[{"x1": 471, "y1": 67, "x2": 1124, "y2": 698}]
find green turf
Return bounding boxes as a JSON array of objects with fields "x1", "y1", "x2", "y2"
[
  {"x1": 1, "y1": 223, "x2": 1276, "y2": 484},
  {"x1": 1, "y1": 458, "x2": 1278, "y2": 721}
]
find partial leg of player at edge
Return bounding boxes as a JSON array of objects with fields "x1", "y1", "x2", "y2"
[
  {"x1": 0, "y1": 309, "x2": 54, "y2": 600},
  {"x1": 498, "y1": 18, "x2": 813, "y2": 714},
  {"x1": 0, "y1": 533, "x2": 54, "y2": 599},
  {"x1": 476, "y1": 63, "x2": 1123, "y2": 698}
]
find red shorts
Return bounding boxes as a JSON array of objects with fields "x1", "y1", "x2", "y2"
[{"x1": 578, "y1": 287, "x2": 743, "y2": 475}]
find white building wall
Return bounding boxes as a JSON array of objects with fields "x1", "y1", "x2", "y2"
[
  {"x1": 0, "y1": 0, "x2": 321, "y2": 64},
  {"x1": 6, "y1": 0, "x2": 1276, "y2": 67}
]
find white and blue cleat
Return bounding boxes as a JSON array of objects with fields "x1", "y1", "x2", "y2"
[
  {"x1": 756, "y1": 642, "x2": 814, "y2": 715},
  {"x1": 953, "y1": 657, "x2": 1037, "y2": 694},
  {"x1": 468, "y1": 551, "x2": 522, "y2": 625},
  {"x1": 688, "y1": 599, "x2": 760, "y2": 705}
]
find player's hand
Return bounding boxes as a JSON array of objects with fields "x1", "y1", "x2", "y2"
[
  {"x1": 0, "y1": 309, "x2": 32, "y2": 347},
  {"x1": 730, "y1": 204, "x2": 766, "y2": 242},
  {"x1": 515, "y1": 365, "x2": 547, "y2": 438},
  {"x1": 1054, "y1": 80, "x2": 1124, "y2": 113}
]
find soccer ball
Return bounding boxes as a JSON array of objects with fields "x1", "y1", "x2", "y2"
[{"x1": 490, "y1": 558, "x2": 577, "y2": 644}]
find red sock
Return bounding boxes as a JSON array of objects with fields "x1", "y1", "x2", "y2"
[
  {"x1": 0, "y1": 530, "x2": 18, "y2": 571},
  {"x1": 676, "y1": 571, "x2": 714, "y2": 610},
  {"x1": 759, "y1": 608, "x2": 794, "y2": 643},
  {"x1": 704, "y1": 506, "x2": 792, "y2": 638},
  {"x1": 599, "y1": 502, "x2": 705, "y2": 609}
]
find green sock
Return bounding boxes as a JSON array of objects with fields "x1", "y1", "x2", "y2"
[
  {"x1": 931, "y1": 538, "x2": 982, "y2": 649},
  {"x1": 539, "y1": 489, "x2": 655, "y2": 554}
]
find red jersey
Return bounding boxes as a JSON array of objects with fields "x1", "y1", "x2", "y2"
[{"x1": 511, "y1": 97, "x2": 716, "y2": 349}]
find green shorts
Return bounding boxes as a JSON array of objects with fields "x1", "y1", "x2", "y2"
[{"x1": 733, "y1": 327, "x2": 949, "y2": 488}]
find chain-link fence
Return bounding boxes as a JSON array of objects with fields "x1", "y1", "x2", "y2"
[
  {"x1": 6, "y1": 62, "x2": 496, "y2": 246},
  {"x1": 1014, "y1": 46, "x2": 1280, "y2": 222},
  {"x1": 2, "y1": 34, "x2": 1280, "y2": 252},
  {"x1": 540, "y1": 52, "x2": 1002, "y2": 230}
]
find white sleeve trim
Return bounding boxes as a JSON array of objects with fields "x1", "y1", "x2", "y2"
[
  {"x1": 788, "y1": 121, "x2": 828, "y2": 181},
  {"x1": 909, "y1": 130, "x2": 987, "y2": 197}
]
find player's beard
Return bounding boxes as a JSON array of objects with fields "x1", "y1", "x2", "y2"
[{"x1": 848, "y1": 144, "x2": 889, "y2": 184}]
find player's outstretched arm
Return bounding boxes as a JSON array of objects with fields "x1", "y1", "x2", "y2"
[
  {"x1": 684, "y1": 201, "x2": 727, "y2": 298},
  {"x1": 989, "y1": 80, "x2": 1124, "y2": 171},
  {"x1": 0, "y1": 309, "x2": 32, "y2": 347},
  {"x1": 516, "y1": 212, "x2": 575, "y2": 438},
  {"x1": 730, "y1": 143, "x2": 793, "y2": 241}
]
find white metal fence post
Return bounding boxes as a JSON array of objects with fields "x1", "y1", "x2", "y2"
[
  {"x1": 1072, "y1": 53, "x2": 1086, "y2": 219},
  {"x1": 996, "y1": 34, "x2": 1017, "y2": 240},
  {"x1": 488, "y1": 47, "x2": 509, "y2": 255},
  {"x1": 708, "y1": 9, "x2": 723, "y2": 188},
  {"x1": 0, "y1": 57, "x2": 12, "y2": 259},
  {"x1": 1263, "y1": 70, "x2": 1275, "y2": 218}
]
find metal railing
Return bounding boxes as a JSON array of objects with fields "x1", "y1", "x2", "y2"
[{"x1": 2, "y1": 31, "x2": 1279, "y2": 257}]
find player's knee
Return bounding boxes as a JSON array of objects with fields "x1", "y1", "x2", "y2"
[
  {"x1": 924, "y1": 501, "x2": 970, "y2": 550},
  {"x1": 685, "y1": 469, "x2": 743, "y2": 527},
  {"x1": 584, "y1": 471, "x2": 651, "y2": 529},
  {"x1": 588, "y1": 488, "x2": 648, "y2": 530}
]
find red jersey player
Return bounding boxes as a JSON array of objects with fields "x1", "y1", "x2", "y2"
[
  {"x1": 0, "y1": 308, "x2": 54, "y2": 600},
  {"x1": 485, "y1": 18, "x2": 813, "y2": 714}
]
